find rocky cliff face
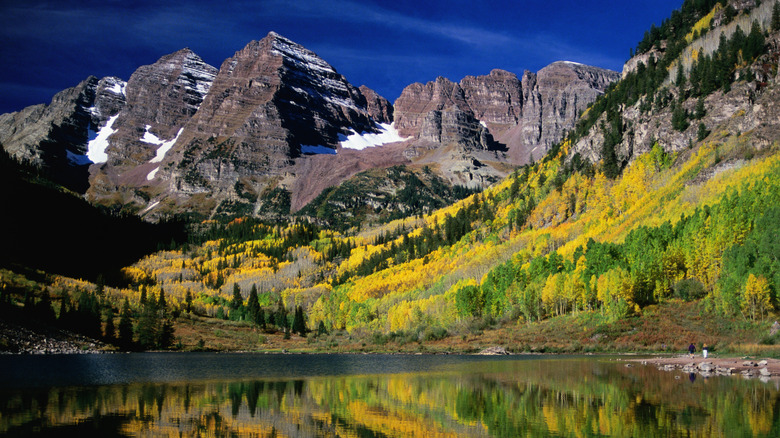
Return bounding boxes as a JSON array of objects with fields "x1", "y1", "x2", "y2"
[
  {"x1": 0, "y1": 76, "x2": 126, "y2": 192},
  {"x1": 1, "y1": 31, "x2": 619, "y2": 222},
  {"x1": 358, "y1": 85, "x2": 393, "y2": 124},
  {"x1": 571, "y1": 6, "x2": 780, "y2": 171},
  {"x1": 393, "y1": 62, "x2": 619, "y2": 185},
  {"x1": 85, "y1": 49, "x2": 217, "y2": 210},
  {"x1": 138, "y1": 32, "x2": 395, "y2": 219},
  {"x1": 519, "y1": 62, "x2": 620, "y2": 161}
]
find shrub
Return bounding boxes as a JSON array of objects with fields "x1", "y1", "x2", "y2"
[
  {"x1": 371, "y1": 332, "x2": 389, "y2": 345},
  {"x1": 422, "y1": 326, "x2": 448, "y2": 342},
  {"x1": 673, "y1": 278, "x2": 707, "y2": 301}
]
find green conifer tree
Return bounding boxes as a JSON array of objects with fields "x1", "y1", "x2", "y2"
[
  {"x1": 697, "y1": 122, "x2": 710, "y2": 141},
  {"x1": 275, "y1": 300, "x2": 288, "y2": 332},
  {"x1": 676, "y1": 62, "x2": 686, "y2": 88},
  {"x1": 136, "y1": 306, "x2": 159, "y2": 350},
  {"x1": 185, "y1": 289, "x2": 193, "y2": 313},
  {"x1": 118, "y1": 298, "x2": 134, "y2": 349},
  {"x1": 36, "y1": 289, "x2": 56, "y2": 323},
  {"x1": 694, "y1": 97, "x2": 706, "y2": 119},
  {"x1": 58, "y1": 290, "x2": 71, "y2": 327},
  {"x1": 672, "y1": 104, "x2": 690, "y2": 132},
  {"x1": 773, "y1": 1, "x2": 780, "y2": 32},
  {"x1": 158, "y1": 287, "x2": 167, "y2": 315},
  {"x1": 317, "y1": 321, "x2": 328, "y2": 336},
  {"x1": 103, "y1": 307, "x2": 116, "y2": 343},
  {"x1": 158, "y1": 318, "x2": 175, "y2": 349},
  {"x1": 247, "y1": 284, "x2": 261, "y2": 326},
  {"x1": 229, "y1": 283, "x2": 244, "y2": 321},
  {"x1": 292, "y1": 305, "x2": 307, "y2": 336}
]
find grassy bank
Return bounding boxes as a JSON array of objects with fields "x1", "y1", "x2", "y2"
[{"x1": 169, "y1": 299, "x2": 780, "y2": 357}]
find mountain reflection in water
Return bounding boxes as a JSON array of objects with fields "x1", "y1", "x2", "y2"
[{"x1": 1, "y1": 354, "x2": 779, "y2": 437}]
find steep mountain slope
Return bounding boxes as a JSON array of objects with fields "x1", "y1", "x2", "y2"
[
  {"x1": 86, "y1": 48, "x2": 218, "y2": 211},
  {"x1": 3, "y1": 0, "x2": 780, "y2": 355},
  {"x1": 0, "y1": 76, "x2": 126, "y2": 192},
  {"x1": 1, "y1": 32, "x2": 616, "y2": 226},
  {"x1": 395, "y1": 64, "x2": 619, "y2": 163},
  {"x1": 111, "y1": 0, "x2": 780, "y2": 339}
]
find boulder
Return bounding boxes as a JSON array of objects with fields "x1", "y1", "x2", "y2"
[
  {"x1": 478, "y1": 346, "x2": 510, "y2": 355},
  {"x1": 698, "y1": 362, "x2": 714, "y2": 372}
]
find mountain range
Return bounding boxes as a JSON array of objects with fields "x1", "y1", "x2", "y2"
[{"x1": 0, "y1": 31, "x2": 618, "y2": 223}]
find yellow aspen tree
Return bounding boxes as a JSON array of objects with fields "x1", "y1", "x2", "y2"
[{"x1": 741, "y1": 274, "x2": 772, "y2": 321}]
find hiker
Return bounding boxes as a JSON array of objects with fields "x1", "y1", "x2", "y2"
[
  {"x1": 688, "y1": 342, "x2": 696, "y2": 358},
  {"x1": 702, "y1": 343, "x2": 708, "y2": 358}
]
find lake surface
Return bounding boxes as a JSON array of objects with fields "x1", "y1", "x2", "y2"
[{"x1": 1, "y1": 353, "x2": 779, "y2": 437}]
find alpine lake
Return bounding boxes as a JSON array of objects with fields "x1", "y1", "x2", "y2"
[{"x1": 0, "y1": 353, "x2": 778, "y2": 437}]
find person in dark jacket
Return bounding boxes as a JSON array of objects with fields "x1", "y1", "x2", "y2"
[{"x1": 688, "y1": 342, "x2": 696, "y2": 358}]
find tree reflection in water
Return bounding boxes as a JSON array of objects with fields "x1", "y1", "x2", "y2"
[{"x1": 1, "y1": 358, "x2": 779, "y2": 437}]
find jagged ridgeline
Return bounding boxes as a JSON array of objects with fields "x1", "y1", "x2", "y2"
[
  {"x1": 1, "y1": 32, "x2": 618, "y2": 226},
  {"x1": 2, "y1": 0, "x2": 780, "y2": 353}
]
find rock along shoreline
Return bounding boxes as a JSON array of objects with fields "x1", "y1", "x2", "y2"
[
  {"x1": 626, "y1": 356, "x2": 780, "y2": 380},
  {"x1": 0, "y1": 320, "x2": 106, "y2": 354}
]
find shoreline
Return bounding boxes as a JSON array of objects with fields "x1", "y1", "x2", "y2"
[{"x1": 625, "y1": 355, "x2": 780, "y2": 378}]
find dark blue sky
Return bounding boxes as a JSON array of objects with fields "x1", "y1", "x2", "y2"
[{"x1": 0, "y1": 0, "x2": 683, "y2": 115}]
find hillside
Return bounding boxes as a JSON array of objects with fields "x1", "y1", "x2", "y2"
[{"x1": 2, "y1": 0, "x2": 780, "y2": 354}]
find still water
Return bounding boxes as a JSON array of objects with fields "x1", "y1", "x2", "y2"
[{"x1": 1, "y1": 353, "x2": 779, "y2": 437}]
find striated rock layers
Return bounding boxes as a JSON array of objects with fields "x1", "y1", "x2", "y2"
[
  {"x1": 0, "y1": 76, "x2": 126, "y2": 192},
  {"x1": 395, "y1": 63, "x2": 620, "y2": 167},
  {"x1": 1, "y1": 31, "x2": 617, "y2": 221},
  {"x1": 86, "y1": 48, "x2": 218, "y2": 208},
  {"x1": 87, "y1": 32, "x2": 395, "y2": 219}
]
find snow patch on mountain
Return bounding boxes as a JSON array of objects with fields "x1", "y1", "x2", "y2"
[
  {"x1": 270, "y1": 32, "x2": 335, "y2": 75},
  {"x1": 180, "y1": 58, "x2": 216, "y2": 100},
  {"x1": 339, "y1": 123, "x2": 409, "y2": 150},
  {"x1": 108, "y1": 81, "x2": 126, "y2": 96},
  {"x1": 141, "y1": 126, "x2": 184, "y2": 163},
  {"x1": 86, "y1": 114, "x2": 119, "y2": 163},
  {"x1": 143, "y1": 126, "x2": 184, "y2": 180}
]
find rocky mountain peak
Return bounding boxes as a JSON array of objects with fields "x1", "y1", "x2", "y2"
[
  {"x1": 358, "y1": 85, "x2": 393, "y2": 124},
  {"x1": 460, "y1": 69, "x2": 524, "y2": 130},
  {"x1": 84, "y1": 47, "x2": 216, "y2": 175},
  {"x1": 2, "y1": 31, "x2": 618, "y2": 222},
  {"x1": 267, "y1": 32, "x2": 340, "y2": 78},
  {"x1": 394, "y1": 61, "x2": 619, "y2": 164}
]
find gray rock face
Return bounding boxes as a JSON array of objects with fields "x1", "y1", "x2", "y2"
[
  {"x1": 85, "y1": 49, "x2": 217, "y2": 209},
  {"x1": 100, "y1": 49, "x2": 217, "y2": 168},
  {"x1": 395, "y1": 63, "x2": 619, "y2": 165},
  {"x1": 358, "y1": 85, "x2": 393, "y2": 124},
  {"x1": 393, "y1": 62, "x2": 618, "y2": 186},
  {"x1": 571, "y1": 33, "x2": 780, "y2": 169},
  {"x1": 142, "y1": 32, "x2": 392, "y2": 219},
  {"x1": 522, "y1": 62, "x2": 620, "y2": 160},
  {"x1": 0, "y1": 75, "x2": 126, "y2": 192},
  {"x1": 0, "y1": 31, "x2": 619, "y2": 220}
]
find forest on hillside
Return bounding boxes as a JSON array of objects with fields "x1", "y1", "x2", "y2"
[{"x1": 2, "y1": 0, "x2": 780, "y2": 353}]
